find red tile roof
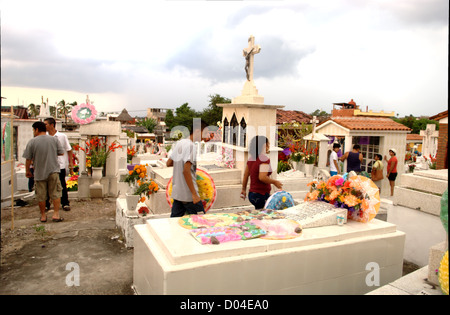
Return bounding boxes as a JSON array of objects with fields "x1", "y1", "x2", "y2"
[
  {"x1": 406, "y1": 134, "x2": 423, "y2": 141},
  {"x1": 1, "y1": 106, "x2": 29, "y2": 119},
  {"x1": 429, "y1": 110, "x2": 448, "y2": 121},
  {"x1": 319, "y1": 116, "x2": 411, "y2": 131},
  {"x1": 276, "y1": 109, "x2": 312, "y2": 125}
]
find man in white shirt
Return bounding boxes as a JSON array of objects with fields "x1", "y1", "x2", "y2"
[
  {"x1": 44, "y1": 118, "x2": 74, "y2": 211},
  {"x1": 329, "y1": 143, "x2": 341, "y2": 176}
]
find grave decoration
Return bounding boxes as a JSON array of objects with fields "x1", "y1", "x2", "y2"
[
  {"x1": 179, "y1": 213, "x2": 239, "y2": 230},
  {"x1": 235, "y1": 209, "x2": 286, "y2": 221},
  {"x1": 71, "y1": 102, "x2": 97, "y2": 124},
  {"x1": 252, "y1": 219, "x2": 302, "y2": 240},
  {"x1": 190, "y1": 221, "x2": 267, "y2": 245},
  {"x1": 264, "y1": 190, "x2": 295, "y2": 210},
  {"x1": 166, "y1": 168, "x2": 217, "y2": 212},
  {"x1": 179, "y1": 211, "x2": 303, "y2": 245},
  {"x1": 66, "y1": 175, "x2": 79, "y2": 191},
  {"x1": 305, "y1": 174, "x2": 380, "y2": 223},
  {"x1": 438, "y1": 250, "x2": 449, "y2": 295}
]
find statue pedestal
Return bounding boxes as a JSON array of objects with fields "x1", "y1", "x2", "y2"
[{"x1": 232, "y1": 80, "x2": 264, "y2": 104}]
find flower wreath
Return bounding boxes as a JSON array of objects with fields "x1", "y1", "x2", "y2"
[{"x1": 71, "y1": 103, "x2": 97, "y2": 124}]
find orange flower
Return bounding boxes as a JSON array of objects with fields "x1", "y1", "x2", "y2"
[
  {"x1": 343, "y1": 194, "x2": 360, "y2": 207},
  {"x1": 139, "y1": 196, "x2": 146, "y2": 203},
  {"x1": 129, "y1": 170, "x2": 133, "y2": 175}
]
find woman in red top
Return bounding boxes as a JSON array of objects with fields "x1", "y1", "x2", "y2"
[
  {"x1": 241, "y1": 135, "x2": 283, "y2": 209},
  {"x1": 384, "y1": 148, "x2": 398, "y2": 196}
]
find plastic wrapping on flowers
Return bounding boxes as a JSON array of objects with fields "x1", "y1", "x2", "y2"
[{"x1": 305, "y1": 174, "x2": 380, "y2": 223}]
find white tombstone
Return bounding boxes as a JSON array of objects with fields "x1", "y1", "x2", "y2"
[{"x1": 420, "y1": 124, "x2": 439, "y2": 158}]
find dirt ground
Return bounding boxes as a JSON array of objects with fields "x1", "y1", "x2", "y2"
[
  {"x1": 1, "y1": 196, "x2": 134, "y2": 295},
  {"x1": 1, "y1": 195, "x2": 420, "y2": 295}
]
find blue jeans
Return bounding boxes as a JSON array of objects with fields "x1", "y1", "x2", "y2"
[
  {"x1": 330, "y1": 171, "x2": 338, "y2": 176},
  {"x1": 248, "y1": 192, "x2": 270, "y2": 210},
  {"x1": 171, "y1": 199, "x2": 205, "y2": 217}
]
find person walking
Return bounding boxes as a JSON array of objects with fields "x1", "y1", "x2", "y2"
[
  {"x1": 329, "y1": 143, "x2": 341, "y2": 176},
  {"x1": 44, "y1": 117, "x2": 74, "y2": 211},
  {"x1": 166, "y1": 119, "x2": 211, "y2": 217},
  {"x1": 340, "y1": 144, "x2": 363, "y2": 173},
  {"x1": 371, "y1": 154, "x2": 384, "y2": 194},
  {"x1": 23, "y1": 121, "x2": 65, "y2": 223},
  {"x1": 384, "y1": 148, "x2": 398, "y2": 196},
  {"x1": 241, "y1": 135, "x2": 283, "y2": 209}
]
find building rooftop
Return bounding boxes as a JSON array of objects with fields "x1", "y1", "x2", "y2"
[
  {"x1": 319, "y1": 116, "x2": 411, "y2": 131},
  {"x1": 276, "y1": 109, "x2": 312, "y2": 125}
]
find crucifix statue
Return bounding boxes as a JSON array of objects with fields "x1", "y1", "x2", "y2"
[{"x1": 243, "y1": 35, "x2": 261, "y2": 81}]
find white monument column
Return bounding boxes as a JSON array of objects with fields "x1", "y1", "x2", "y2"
[{"x1": 420, "y1": 124, "x2": 439, "y2": 158}]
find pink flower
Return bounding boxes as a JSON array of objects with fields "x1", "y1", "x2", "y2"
[{"x1": 335, "y1": 177, "x2": 344, "y2": 186}]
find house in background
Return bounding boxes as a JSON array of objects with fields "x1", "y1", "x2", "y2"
[
  {"x1": 315, "y1": 99, "x2": 411, "y2": 197},
  {"x1": 147, "y1": 107, "x2": 170, "y2": 143}
]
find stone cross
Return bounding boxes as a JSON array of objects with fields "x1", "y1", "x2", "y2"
[
  {"x1": 310, "y1": 116, "x2": 319, "y2": 140},
  {"x1": 420, "y1": 124, "x2": 439, "y2": 158},
  {"x1": 243, "y1": 35, "x2": 261, "y2": 81}
]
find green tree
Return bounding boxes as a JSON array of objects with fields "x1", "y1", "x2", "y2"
[
  {"x1": 200, "y1": 94, "x2": 229, "y2": 126},
  {"x1": 137, "y1": 117, "x2": 157, "y2": 133},
  {"x1": 392, "y1": 115, "x2": 439, "y2": 134},
  {"x1": 165, "y1": 109, "x2": 175, "y2": 130},
  {"x1": 171, "y1": 103, "x2": 199, "y2": 133},
  {"x1": 412, "y1": 118, "x2": 439, "y2": 134},
  {"x1": 57, "y1": 99, "x2": 77, "y2": 124},
  {"x1": 27, "y1": 103, "x2": 40, "y2": 118}
]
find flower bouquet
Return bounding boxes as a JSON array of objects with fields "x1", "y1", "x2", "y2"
[
  {"x1": 66, "y1": 175, "x2": 79, "y2": 191},
  {"x1": 80, "y1": 136, "x2": 122, "y2": 168},
  {"x1": 127, "y1": 146, "x2": 136, "y2": 163},
  {"x1": 288, "y1": 142, "x2": 304, "y2": 163},
  {"x1": 305, "y1": 174, "x2": 380, "y2": 223},
  {"x1": 124, "y1": 164, "x2": 159, "y2": 197},
  {"x1": 125, "y1": 164, "x2": 148, "y2": 184}
]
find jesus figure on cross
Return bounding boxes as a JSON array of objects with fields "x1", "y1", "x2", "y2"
[{"x1": 243, "y1": 35, "x2": 261, "y2": 81}]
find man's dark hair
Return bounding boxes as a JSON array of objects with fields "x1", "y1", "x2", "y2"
[
  {"x1": 333, "y1": 143, "x2": 341, "y2": 149},
  {"x1": 44, "y1": 117, "x2": 56, "y2": 127},
  {"x1": 32, "y1": 121, "x2": 47, "y2": 133},
  {"x1": 353, "y1": 144, "x2": 361, "y2": 150}
]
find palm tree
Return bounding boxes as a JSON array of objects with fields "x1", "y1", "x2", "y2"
[
  {"x1": 27, "y1": 103, "x2": 40, "y2": 118},
  {"x1": 57, "y1": 100, "x2": 77, "y2": 124}
]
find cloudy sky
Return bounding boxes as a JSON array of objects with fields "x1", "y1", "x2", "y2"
[{"x1": 1, "y1": 0, "x2": 448, "y2": 117}]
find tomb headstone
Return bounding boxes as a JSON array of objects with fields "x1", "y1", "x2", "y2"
[{"x1": 420, "y1": 124, "x2": 439, "y2": 158}]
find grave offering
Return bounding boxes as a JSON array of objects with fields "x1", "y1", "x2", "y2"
[
  {"x1": 190, "y1": 221, "x2": 267, "y2": 245},
  {"x1": 439, "y1": 250, "x2": 449, "y2": 295},
  {"x1": 305, "y1": 174, "x2": 380, "y2": 223},
  {"x1": 235, "y1": 209, "x2": 285, "y2": 221},
  {"x1": 264, "y1": 190, "x2": 295, "y2": 210},
  {"x1": 178, "y1": 213, "x2": 238, "y2": 229},
  {"x1": 252, "y1": 219, "x2": 302, "y2": 240},
  {"x1": 166, "y1": 168, "x2": 216, "y2": 212}
]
